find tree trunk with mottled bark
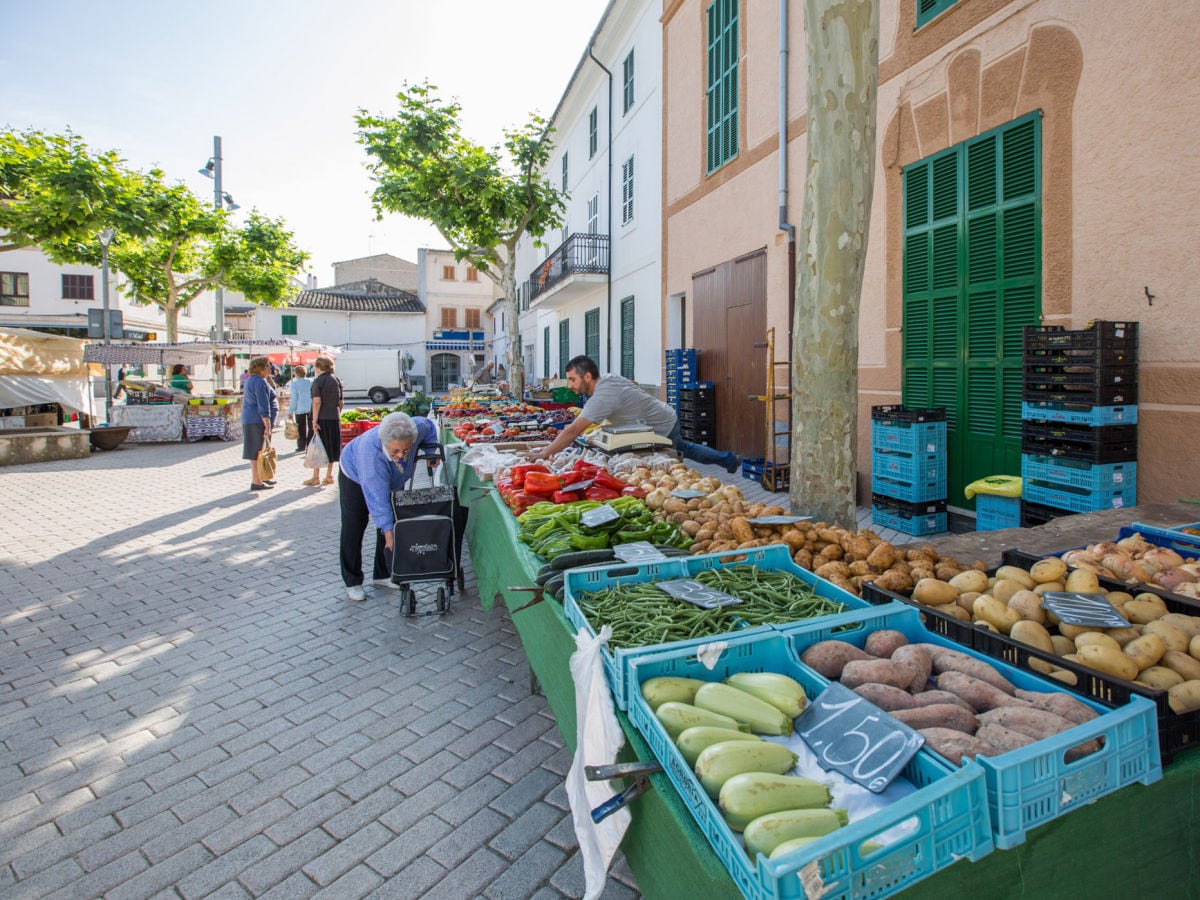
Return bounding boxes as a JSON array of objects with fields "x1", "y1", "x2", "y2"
[{"x1": 790, "y1": 0, "x2": 880, "y2": 528}]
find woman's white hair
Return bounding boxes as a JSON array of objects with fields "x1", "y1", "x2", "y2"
[{"x1": 378, "y1": 412, "x2": 418, "y2": 447}]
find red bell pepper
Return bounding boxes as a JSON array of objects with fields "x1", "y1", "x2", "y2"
[
  {"x1": 621, "y1": 485, "x2": 647, "y2": 499},
  {"x1": 583, "y1": 485, "x2": 622, "y2": 502},
  {"x1": 523, "y1": 471, "x2": 565, "y2": 495},
  {"x1": 592, "y1": 469, "x2": 627, "y2": 492},
  {"x1": 510, "y1": 464, "x2": 549, "y2": 488},
  {"x1": 552, "y1": 488, "x2": 586, "y2": 504}
]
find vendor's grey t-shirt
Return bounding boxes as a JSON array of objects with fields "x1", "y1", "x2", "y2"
[{"x1": 580, "y1": 374, "x2": 677, "y2": 438}]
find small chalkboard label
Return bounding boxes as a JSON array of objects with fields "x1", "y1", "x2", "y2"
[
  {"x1": 580, "y1": 504, "x2": 620, "y2": 528},
  {"x1": 670, "y1": 489, "x2": 708, "y2": 499},
  {"x1": 747, "y1": 515, "x2": 813, "y2": 526},
  {"x1": 795, "y1": 682, "x2": 924, "y2": 792},
  {"x1": 561, "y1": 478, "x2": 594, "y2": 493},
  {"x1": 613, "y1": 542, "x2": 669, "y2": 564},
  {"x1": 1041, "y1": 592, "x2": 1130, "y2": 628},
  {"x1": 656, "y1": 579, "x2": 742, "y2": 609}
]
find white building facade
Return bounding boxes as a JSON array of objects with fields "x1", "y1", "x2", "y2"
[
  {"x1": 514, "y1": 0, "x2": 663, "y2": 389},
  {"x1": 418, "y1": 248, "x2": 497, "y2": 391}
]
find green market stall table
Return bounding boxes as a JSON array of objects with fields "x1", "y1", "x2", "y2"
[{"x1": 464, "y1": 487, "x2": 1200, "y2": 899}]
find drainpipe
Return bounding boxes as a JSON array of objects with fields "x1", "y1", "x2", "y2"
[
  {"x1": 587, "y1": 45, "x2": 614, "y2": 371},
  {"x1": 779, "y1": 0, "x2": 796, "y2": 328}
]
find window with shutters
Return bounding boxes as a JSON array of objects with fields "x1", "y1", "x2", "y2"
[
  {"x1": 465, "y1": 308, "x2": 481, "y2": 329},
  {"x1": 1, "y1": 272, "x2": 29, "y2": 306},
  {"x1": 588, "y1": 108, "x2": 598, "y2": 159},
  {"x1": 622, "y1": 49, "x2": 635, "y2": 115},
  {"x1": 61, "y1": 274, "x2": 94, "y2": 300},
  {"x1": 621, "y1": 156, "x2": 635, "y2": 225},
  {"x1": 915, "y1": 0, "x2": 960, "y2": 29},
  {"x1": 465, "y1": 267, "x2": 479, "y2": 282},
  {"x1": 901, "y1": 112, "x2": 1041, "y2": 505},
  {"x1": 561, "y1": 153, "x2": 569, "y2": 192},
  {"x1": 559, "y1": 320, "x2": 570, "y2": 374},
  {"x1": 440, "y1": 307, "x2": 457, "y2": 328},
  {"x1": 706, "y1": 0, "x2": 739, "y2": 174},
  {"x1": 587, "y1": 194, "x2": 599, "y2": 234},
  {"x1": 281, "y1": 314, "x2": 298, "y2": 336},
  {"x1": 585, "y1": 308, "x2": 600, "y2": 361},
  {"x1": 442, "y1": 265, "x2": 456, "y2": 280},
  {"x1": 543, "y1": 327, "x2": 551, "y2": 378},
  {"x1": 620, "y1": 296, "x2": 636, "y2": 379}
]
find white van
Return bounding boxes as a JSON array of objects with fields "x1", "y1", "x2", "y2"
[{"x1": 334, "y1": 349, "x2": 407, "y2": 404}]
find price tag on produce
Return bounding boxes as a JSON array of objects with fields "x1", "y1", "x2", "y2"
[
  {"x1": 580, "y1": 504, "x2": 621, "y2": 529},
  {"x1": 656, "y1": 579, "x2": 742, "y2": 609},
  {"x1": 612, "y1": 542, "x2": 669, "y2": 564},
  {"x1": 747, "y1": 515, "x2": 813, "y2": 526},
  {"x1": 795, "y1": 682, "x2": 923, "y2": 793},
  {"x1": 1041, "y1": 592, "x2": 1130, "y2": 627},
  {"x1": 670, "y1": 489, "x2": 707, "y2": 499}
]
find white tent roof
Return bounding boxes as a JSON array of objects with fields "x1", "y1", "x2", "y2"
[{"x1": 0, "y1": 327, "x2": 91, "y2": 412}]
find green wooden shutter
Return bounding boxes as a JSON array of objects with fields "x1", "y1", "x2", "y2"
[
  {"x1": 916, "y1": 0, "x2": 960, "y2": 29},
  {"x1": 902, "y1": 112, "x2": 1041, "y2": 505},
  {"x1": 585, "y1": 309, "x2": 600, "y2": 362},
  {"x1": 706, "y1": 0, "x2": 739, "y2": 173},
  {"x1": 543, "y1": 326, "x2": 550, "y2": 379},
  {"x1": 620, "y1": 297, "x2": 636, "y2": 379},
  {"x1": 559, "y1": 320, "x2": 570, "y2": 375}
]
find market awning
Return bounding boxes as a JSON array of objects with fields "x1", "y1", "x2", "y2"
[{"x1": 84, "y1": 342, "x2": 212, "y2": 366}]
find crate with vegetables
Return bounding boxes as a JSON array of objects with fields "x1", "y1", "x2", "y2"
[
  {"x1": 626, "y1": 612, "x2": 995, "y2": 900},
  {"x1": 859, "y1": 545, "x2": 1200, "y2": 761},
  {"x1": 563, "y1": 544, "x2": 870, "y2": 710}
]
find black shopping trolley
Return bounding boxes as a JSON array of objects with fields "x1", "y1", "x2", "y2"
[{"x1": 388, "y1": 441, "x2": 467, "y2": 617}]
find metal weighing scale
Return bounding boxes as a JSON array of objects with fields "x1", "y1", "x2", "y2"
[{"x1": 584, "y1": 423, "x2": 676, "y2": 454}]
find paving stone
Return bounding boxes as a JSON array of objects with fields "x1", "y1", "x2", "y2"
[
  {"x1": 377, "y1": 778, "x2": 458, "y2": 833},
  {"x1": 420, "y1": 845, "x2": 507, "y2": 897},
  {"x1": 263, "y1": 791, "x2": 351, "y2": 846},
  {"x1": 363, "y1": 814, "x2": 454, "y2": 878},
  {"x1": 311, "y1": 863, "x2": 384, "y2": 899},
  {"x1": 301, "y1": 821, "x2": 392, "y2": 886},
  {"x1": 201, "y1": 797, "x2": 293, "y2": 856},
  {"x1": 488, "y1": 802, "x2": 569, "y2": 861},
  {"x1": 427, "y1": 805, "x2": 508, "y2": 869},
  {"x1": 435, "y1": 775, "x2": 509, "y2": 827},
  {"x1": 484, "y1": 839, "x2": 570, "y2": 899},
  {"x1": 256, "y1": 869, "x2": 320, "y2": 899},
  {"x1": 370, "y1": 855, "x2": 448, "y2": 898},
  {"x1": 106, "y1": 843, "x2": 215, "y2": 900},
  {"x1": 237, "y1": 829, "x2": 335, "y2": 896},
  {"x1": 488, "y1": 766, "x2": 563, "y2": 820}
]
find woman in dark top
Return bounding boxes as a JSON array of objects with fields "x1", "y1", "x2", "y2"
[{"x1": 308, "y1": 355, "x2": 343, "y2": 485}]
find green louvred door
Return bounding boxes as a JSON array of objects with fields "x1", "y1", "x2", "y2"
[{"x1": 902, "y1": 112, "x2": 1041, "y2": 506}]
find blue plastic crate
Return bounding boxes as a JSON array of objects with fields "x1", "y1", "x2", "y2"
[
  {"x1": 871, "y1": 448, "x2": 948, "y2": 487},
  {"x1": 1022, "y1": 478, "x2": 1136, "y2": 513},
  {"x1": 1021, "y1": 400, "x2": 1138, "y2": 426},
  {"x1": 626, "y1": 620, "x2": 993, "y2": 900},
  {"x1": 975, "y1": 494, "x2": 1021, "y2": 531},
  {"x1": 871, "y1": 503, "x2": 947, "y2": 536},
  {"x1": 665, "y1": 348, "x2": 698, "y2": 363},
  {"x1": 871, "y1": 420, "x2": 946, "y2": 455},
  {"x1": 562, "y1": 545, "x2": 867, "y2": 711},
  {"x1": 778, "y1": 605, "x2": 1161, "y2": 850},
  {"x1": 1021, "y1": 454, "x2": 1137, "y2": 493},
  {"x1": 871, "y1": 472, "x2": 947, "y2": 504}
]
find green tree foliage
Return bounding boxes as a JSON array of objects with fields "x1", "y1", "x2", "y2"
[
  {"x1": 0, "y1": 129, "x2": 308, "y2": 342},
  {"x1": 357, "y1": 82, "x2": 565, "y2": 397}
]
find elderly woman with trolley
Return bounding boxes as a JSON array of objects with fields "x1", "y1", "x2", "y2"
[{"x1": 337, "y1": 412, "x2": 439, "y2": 602}]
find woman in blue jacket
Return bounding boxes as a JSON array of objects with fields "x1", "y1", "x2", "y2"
[
  {"x1": 287, "y1": 366, "x2": 314, "y2": 453},
  {"x1": 338, "y1": 412, "x2": 438, "y2": 601},
  {"x1": 241, "y1": 356, "x2": 279, "y2": 491}
]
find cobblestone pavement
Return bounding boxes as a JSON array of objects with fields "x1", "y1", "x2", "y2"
[{"x1": 0, "y1": 439, "x2": 641, "y2": 899}]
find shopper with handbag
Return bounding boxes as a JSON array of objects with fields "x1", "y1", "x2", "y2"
[
  {"x1": 287, "y1": 366, "x2": 313, "y2": 453},
  {"x1": 241, "y1": 356, "x2": 279, "y2": 492},
  {"x1": 308, "y1": 356, "x2": 343, "y2": 486}
]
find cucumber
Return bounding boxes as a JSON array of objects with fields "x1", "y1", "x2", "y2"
[
  {"x1": 543, "y1": 574, "x2": 565, "y2": 598},
  {"x1": 535, "y1": 565, "x2": 558, "y2": 585},
  {"x1": 549, "y1": 549, "x2": 617, "y2": 570}
]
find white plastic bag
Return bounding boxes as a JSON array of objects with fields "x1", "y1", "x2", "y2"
[
  {"x1": 566, "y1": 625, "x2": 630, "y2": 900},
  {"x1": 303, "y1": 433, "x2": 329, "y2": 470}
]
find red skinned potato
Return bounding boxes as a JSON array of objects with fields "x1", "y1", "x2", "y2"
[
  {"x1": 918, "y1": 727, "x2": 991, "y2": 765},
  {"x1": 852, "y1": 683, "x2": 918, "y2": 712},
  {"x1": 915, "y1": 643, "x2": 1017, "y2": 695},
  {"x1": 890, "y1": 704, "x2": 979, "y2": 735},
  {"x1": 800, "y1": 640, "x2": 876, "y2": 679},
  {"x1": 891, "y1": 644, "x2": 932, "y2": 691},
  {"x1": 839, "y1": 659, "x2": 920, "y2": 691},
  {"x1": 864, "y1": 630, "x2": 909, "y2": 659}
]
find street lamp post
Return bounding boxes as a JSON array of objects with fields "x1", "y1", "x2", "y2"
[
  {"x1": 99, "y1": 228, "x2": 115, "y2": 421},
  {"x1": 200, "y1": 136, "x2": 239, "y2": 389}
]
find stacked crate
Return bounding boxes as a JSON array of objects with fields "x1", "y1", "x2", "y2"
[
  {"x1": 677, "y1": 382, "x2": 716, "y2": 447},
  {"x1": 664, "y1": 348, "x2": 698, "y2": 410},
  {"x1": 871, "y1": 405, "x2": 948, "y2": 535},
  {"x1": 1020, "y1": 321, "x2": 1138, "y2": 524}
]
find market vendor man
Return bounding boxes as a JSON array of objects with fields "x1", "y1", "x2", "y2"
[{"x1": 532, "y1": 355, "x2": 741, "y2": 473}]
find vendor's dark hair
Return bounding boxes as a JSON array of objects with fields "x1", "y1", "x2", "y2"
[
  {"x1": 171, "y1": 363, "x2": 187, "y2": 375},
  {"x1": 566, "y1": 355, "x2": 599, "y2": 379}
]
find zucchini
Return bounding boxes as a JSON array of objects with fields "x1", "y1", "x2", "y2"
[
  {"x1": 543, "y1": 574, "x2": 565, "y2": 598},
  {"x1": 549, "y1": 549, "x2": 617, "y2": 570},
  {"x1": 535, "y1": 565, "x2": 558, "y2": 585}
]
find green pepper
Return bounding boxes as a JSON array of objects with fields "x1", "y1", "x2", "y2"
[{"x1": 569, "y1": 532, "x2": 610, "y2": 550}]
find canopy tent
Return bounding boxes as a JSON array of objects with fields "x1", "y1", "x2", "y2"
[
  {"x1": 83, "y1": 338, "x2": 338, "y2": 368},
  {"x1": 0, "y1": 327, "x2": 93, "y2": 412}
]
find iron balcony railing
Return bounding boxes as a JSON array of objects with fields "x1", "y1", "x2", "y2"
[{"x1": 526, "y1": 232, "x2": 609, "y2": 303}]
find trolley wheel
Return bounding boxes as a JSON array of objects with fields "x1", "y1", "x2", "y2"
[
  {"x1": 456, "y1": 568, "x2": 465, "y2": 593},
  {"x1": 436, "y1": 586, "x2": 448, "y2": 613},
  {"x1": 403, "y1": 587, "x2": 417, "y2": 616}
]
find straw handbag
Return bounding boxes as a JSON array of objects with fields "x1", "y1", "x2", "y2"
[{"x1": 258, "y1": 434, "x2": 278, "y2": 481}]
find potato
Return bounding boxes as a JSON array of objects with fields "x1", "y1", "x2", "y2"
[
  {"x1": 933, "y1": 603, "x2": 971, "y2": 622},
  {"x1": 1123, "y1": 599, "x2": 1167, "y2": 625},
  {"x1": 1162, "y1": 649, "x2": 1200, "y2": 681},
  {"x1": 977, "y1": 706, "x2": 1078, "y2": 741},
  {"x1": 864, "y1": 630, "x2": 909, "y2": 659},
  {"x1": 955, "y1": 591, "x2": 980, "y2": 613},
  {"x1": 1168, "y1": 680, "x2": 1200, "y2": 714},
  {"x1": 1010, "y1": 620, "x2": 1055, "y2": 655},
  {"x1": 912, "y1": 578, "x2": 959, "y2": 607},
  {"x1": 1007, "y1": 590, "x2": 1046, "y2": 624},
  {"x1": 800, "y1": 640, "x2": 876, "y2": 679},
  {"x1": 1050, "y1": 635, "x2": 1076, "y2": 656},
  {"x1": 948, "y1": 570, "x2": 988, "y2": 594},
  {"x1": 1104, "y1": 626, "x2": 1141, "y2": 647},
  {"x1": 1160, "y1": 613, "x2": 1200, "y2": 638},
  {"x1": 1029, "y1": 558, "x2": 1067, "y2": 584},
  {"x1": 891, "y1": 704, "x2": 979, "y2": 735},
  {"x1": 1059, "y1": 623, "x2": 1102, "y2": 641},
  {"x1": 936, "y1": 671, "x2": 1024, "y2": 713},
  {"x1": 891, "y1": 644, "x2": 932, "y2": 692},
  {"x1": 1076, "y1": 644, "x2": 1139, "y2": 681},
  {"x1": 1192, "y1": 633, "x2": 1200, "y2": 661},
  {"x1": 917, "y1": 643, "x2": 1016, "y2": 694},
  {"x1": 1142, "y1": 621, "x2": 1192, "y2": 653},
  {"x1": 872, "y1": 568, "x2": 915, "y2": 594},
  {"x1": 853, "y1": 683, "x2": 918, "y2": 711},
  {"x1": 1133, "y1": 592, "x2": 1168, "y2": 613},
  {"x1": 1065, "y1": 569, "x2": 1102, "y2": 594},
  {"x1": 1137, "y1": 666, "x2": 1185, "y2": 690},
  {"x1": 1104, "y1": 591, "x2": 1134, "y2": 608},
  {"x1": 1032, "y1": 581, "x2": 1065, "y2": 596},
  {"x1": 919, "y1": 727, "x2": 992, "y2": 765},
  {"x1": 840, "y1": 659, "x2": 920, "y2": 691},
  {"x1": 991, "y1": 579, "x2": 1024, "y2": 605},
  {"x1": 973, "y1": 594, "x2": 1021, "y2": 634},
  {"x1": 995, "y1": 566, "x2": 1036, "y2": 590},
  {"x1": 1074, "y1": 632, "x2": 1121, "y2": 653},
  {"x1": 866, "y1": 542, "x2": 897, "y2": 571},
  {"x1": 1012, "y1": 689, "x2": 1098, "y2": 725},
  {"x1": 976, "y1": 721, "x2": 1036, "y2": 755},
  {"x1": 1123, "y1": 633, "x2": 1168, "y2": 671}
]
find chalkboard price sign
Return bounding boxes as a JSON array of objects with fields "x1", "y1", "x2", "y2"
[
  {"x1": 795, "y1": 681, "x2": 924, "y2": 792},
  {"x1": 1041, "y1": 592, "x2": 1130, "y2": 628},
  {"x1": 580, "y1": 504, "x2": 620, "y2": 529},
  {"x1": 612, "y1": 542, "x2": 669, "y2": 564},
  {"x1": 656, "y1": 579, "x2": 743, "y2": 609},
  {"x1": 670, "y1": 489, "x2": 708, "y2": 499}
]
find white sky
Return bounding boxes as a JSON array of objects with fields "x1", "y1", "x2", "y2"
[{"x1": 1, "y1": 0, "x2": 612, "y2": 284}]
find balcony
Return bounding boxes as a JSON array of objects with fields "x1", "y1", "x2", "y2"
[{"x1": 525, "y1": 233, "x2": 609, "y2": 308}]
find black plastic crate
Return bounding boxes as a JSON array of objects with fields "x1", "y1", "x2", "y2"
[
  {"x1": 1022, "y1": 381, "x2": 1139, "y2": 406},
  {"x1": 1022, "y1": 321, "x2": 1139, "y2": 353},
  {"x1": 678, "y1": 400, "x2": 716, "y2": 415},
  {"x1": 1022, "y1": 360, "x2": 1138, "y2": 388},
  {"x1": 870, "y1": 404, "x2": 946, "y2": 423},
  {"x1": 868, "y1": 493, "x2": 946, "y2": 516},
  {"x1": 680, "y1": 425, "x2": 715, "y2": 440},
  {"x1": 1021, "y1": 422, "x2": 1137, "y2": 462},
  {"x1": 678, "y1": 408, "x2": 714, "y2": 424},
  {"x1": 677, "y1": 386, "x2": 715, "y2": 404},
  {"x1": 1019, "y1": 499, "x2": 1073, "y2": 526},
  {"x1": 1024, "y1": 344, "x2": 1138, "y2": 366}
]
